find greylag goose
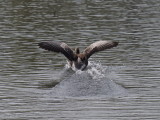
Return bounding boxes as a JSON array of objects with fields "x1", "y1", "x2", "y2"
[{"x1": 38, "y1": 40, "x2": 118, "y2": 70}]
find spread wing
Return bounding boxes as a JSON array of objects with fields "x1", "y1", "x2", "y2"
[
  {"x1": 83, "y1": 40, "x2": 118, "y2": 59},
  {"x1": 38, "y1": 41, "x2": 77, "y2": 61}
]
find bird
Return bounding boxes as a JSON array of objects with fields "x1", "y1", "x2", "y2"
[{"x1": 38, "y1": 40, "x2": 118, "y2": 71}]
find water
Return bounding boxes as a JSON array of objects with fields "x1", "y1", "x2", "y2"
[{"x1": 0, "y1": 0, "x2": 160, "y2": 119}]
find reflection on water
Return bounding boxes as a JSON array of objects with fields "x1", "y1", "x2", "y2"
[{"x1": 0, "y1": 0, "x2": 160, "y2": 119}]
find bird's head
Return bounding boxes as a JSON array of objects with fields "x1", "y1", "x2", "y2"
[{"x1": 75, "y1": 47, "x2": 80, "y2": 54}]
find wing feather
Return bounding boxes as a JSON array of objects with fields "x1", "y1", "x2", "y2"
[
  {"x1": 83, "y1": 40, "x2": 118, "y2": 59},
  {"x1": 38, "y1": 41, "x2": 76, "y2": 61}
]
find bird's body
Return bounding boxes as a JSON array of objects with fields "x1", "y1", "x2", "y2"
[{"x1": 38, "y1": 40, "x2": 118, "y2": 70}]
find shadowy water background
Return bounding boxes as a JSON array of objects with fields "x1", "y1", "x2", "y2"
[{"x1": 0, "y1": 0, "x2": 160, "y2": 119}]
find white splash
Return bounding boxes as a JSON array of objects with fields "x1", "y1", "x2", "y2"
[{"x1": 51, "y1": 61, "x2": 127, "y2": 97}]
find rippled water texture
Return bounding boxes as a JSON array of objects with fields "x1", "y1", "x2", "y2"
[{"x1": 0, "y1": 0, "x2": 160, "y2": 119}]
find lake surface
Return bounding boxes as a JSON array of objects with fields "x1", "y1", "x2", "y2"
[{"x1": 0, "y1": 0, "x2": 160, "y2": 119}]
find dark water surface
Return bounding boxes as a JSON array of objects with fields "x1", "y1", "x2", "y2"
[{"x1": 0, "y1": 0, "x2": 160, "y2": 119}]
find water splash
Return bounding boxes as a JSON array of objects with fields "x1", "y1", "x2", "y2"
[{"x1": 51, "y1": 61, "x2": 127, "y2": 97}]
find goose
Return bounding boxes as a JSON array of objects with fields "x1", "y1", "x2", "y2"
[{"x1": 38, "y1": 40, "x2": 118, "y2": 70}]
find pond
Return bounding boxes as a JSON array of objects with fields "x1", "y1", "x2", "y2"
[{"x1": 0, "y1": 0, "x2": 160, "y2": 119}]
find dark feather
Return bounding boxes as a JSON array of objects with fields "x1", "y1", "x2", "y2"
[
  {"x1": 83, "y1": 40, "x2": 118, "y2": 59},
  {"x1": 38, "y1": 41, "x2": 76, "y2": 61}
]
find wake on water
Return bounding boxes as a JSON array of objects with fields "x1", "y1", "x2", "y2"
[{"x1": 50, "y1": 61, "x2": 127, "y2": 97}]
